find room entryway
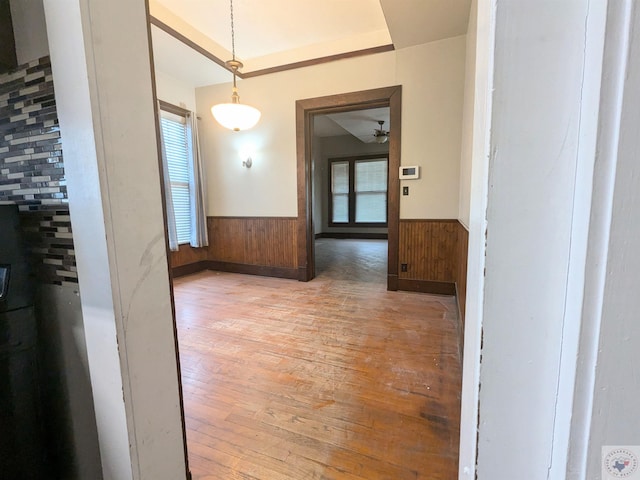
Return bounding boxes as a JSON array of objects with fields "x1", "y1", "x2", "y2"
[{"x1": 295, "y1": 86, "x2": 402, "y2": 288}]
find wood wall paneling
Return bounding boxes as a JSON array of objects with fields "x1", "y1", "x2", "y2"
[
  {"x1": 397, "y1": 219, "x2": 468, "y2": 331},
  {"x1": 455, "y1": 222, "x2": 469, "y2": 360},
  {"x1": 208, "y1": 217, "x2": 298, "y2": 269},
  {"x1": 170, "y1": 217, "x2": 298, "y2": 279},
  {"x1": 456, "y1": 223, "x2": 469, "y2": 325},
  {"x1": 399, "y1": 220, "x2": 459, "y2": 282},
  {"x1": 170, "y1": 243, "x2": 208, "y2": 268},
  {"x1": 170, "y1": 244, "x2": 209, "y2": 278}
]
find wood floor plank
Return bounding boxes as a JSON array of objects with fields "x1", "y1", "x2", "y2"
[{"x1": 174, "y1": 239, "x2": 461, "y2": 479}]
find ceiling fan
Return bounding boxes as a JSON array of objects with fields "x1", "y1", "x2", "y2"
[{"x1": 373, "y1": 120, "x2": 389, "y2": 144}]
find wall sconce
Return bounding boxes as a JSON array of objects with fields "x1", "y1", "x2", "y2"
[{"x1": 242, "y1": 157, "x2": 252, "y2": 168}]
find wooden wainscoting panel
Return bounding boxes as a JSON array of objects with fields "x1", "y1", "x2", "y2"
[
  {"x1": 456, "y1": 222, "x2": 469, "y2": 326},
  {"x1": 207, "y1": 217, "x2": 246, "y2": 264},
  {"x1": 170, "y1": 244, "x2": 209, "y2": 278},
  {"x1": 399, "y1": 220, "x2": 459, "y2": 283},
  {"x1": 208, "y1": 217, "x2": 298, "y2": 269},
  {"x1": 170, "y1": 243, "x2": 209, "y2": 268},
  {"x1": 397, "y1": 219, "x2": 468, "y2": 355}
]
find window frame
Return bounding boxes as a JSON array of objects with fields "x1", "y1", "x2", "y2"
[
  {"x1": 328, "y1": 154, "x2": 389, "y2": 228},
  {"x1": 159, "y1": 106, "x2": 192, "y2": 245}
]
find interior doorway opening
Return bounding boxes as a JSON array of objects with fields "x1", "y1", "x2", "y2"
[
  {"x1": 295, "y1": 86, "x2": 402, "y2": 289},
  {"x1": 311, "y1": 107, "x2": 391, "y2": 283}
]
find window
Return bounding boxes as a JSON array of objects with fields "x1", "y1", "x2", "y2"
[
  {"x1": 329, "y1": 155, "x2": 388, "y2": 226},
  {"x1": 160, "y1": 113, "x2": 191, "y2": 244}
]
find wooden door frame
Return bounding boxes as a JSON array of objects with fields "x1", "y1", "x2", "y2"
[{"x1": 295, "y1": 86, "x2": 402, "y2": 289}]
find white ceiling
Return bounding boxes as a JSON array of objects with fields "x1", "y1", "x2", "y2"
[
  {"x1": 150, "y1": 0, "x2": 471, "y2": 88},
  {"x1": 315, "y1": 107, "x2": 390, "y2": 143},
  {"x1": 153, "y1": 0, "x2": 391, "y2": 61},
  {"x1": 380, "y1": 0, "x2": 472, "y2": 49},
  {"x1": 151, "y1": 1, "x2": 468, "y2": 141}
]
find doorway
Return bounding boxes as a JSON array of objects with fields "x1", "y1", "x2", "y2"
[
  {"x1": 312, "y1": 107, "x2": 391, "y2": 282},
  {"x1": 295, "y1": 86, "x2": 402, "y2": 290}
]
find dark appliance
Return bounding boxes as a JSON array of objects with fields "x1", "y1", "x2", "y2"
[{"x1": 0, "y1": 205, "x2": 46, "y2": 478}]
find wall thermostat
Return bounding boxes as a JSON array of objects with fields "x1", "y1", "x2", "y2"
[{"x1": 399, "y1": 166, "x2": 420, "y2": 179}]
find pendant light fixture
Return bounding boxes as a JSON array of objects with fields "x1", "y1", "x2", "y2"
[
  {"x1": 373, "y1": 120, "x2": 389, "y2": 144},
  {"x1": 211, "y1": 0, "x2": 261, "y2": 131}
]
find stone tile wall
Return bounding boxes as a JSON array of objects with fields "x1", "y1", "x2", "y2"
[{"x1": 0, "y1": 56, "x2": 76, "y2": 285}]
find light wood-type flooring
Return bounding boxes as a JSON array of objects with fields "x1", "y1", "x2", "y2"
[{"x1": 173, "y1": 239, "x2": 462, "y2": 480}]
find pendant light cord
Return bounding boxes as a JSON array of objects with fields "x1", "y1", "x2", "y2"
[
  {"x1": 212, "y1": 0, "x2": 261, "y2": 130},
  {"x1": 230, "y1": 0, "x2": 236, "y2": 61},
  {"x1": 229, "y1": 0, "x2": 238, "y2": 89}
]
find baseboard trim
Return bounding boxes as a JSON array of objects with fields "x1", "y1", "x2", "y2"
[
  {"x1": 297, "y1": 266, "x2": 309, "y2": 282},
  {"x1": 315, "y1": 232, "x2": 388, "y2": 240},
  {"x1": 172, "y1": 261, "x2": 208, "y2": 278},
  {"x1": 387, "y1": 274, "x2": 398, "y2": 291},
  {"x1": 397, "y1": 279, "x2": 456, "y2": 296},
  {"x1": 208, "y1": 261, "x2": 298, "y2": 280}
]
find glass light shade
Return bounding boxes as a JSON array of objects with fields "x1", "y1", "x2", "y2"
[
  {"x1": 375, "y1": 133, "x2": 389, "y2": 144},
  {"x1": 211, "y1": 102, "x2": 261, "y2": 131}
]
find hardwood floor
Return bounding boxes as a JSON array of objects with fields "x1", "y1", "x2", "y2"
[{"x1": 173, "y1": 239, "x2": 461, "y2": 480}]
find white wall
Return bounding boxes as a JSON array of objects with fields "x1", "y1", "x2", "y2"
[
  {"x1": 154, "y1": 70, "x2": 197, "y2": 112},
  {"x1": 458, "y1": 0, "x2": 493, "y2": 474},
  {"x1": 196, "y1": 36, "x2": 466, "y2": 219},
  {"x1": 576, "y1": 2, "x2": 640, "y2": 477},
  {"x1": 9, "y1": 0, "x2": 49, "y2": 64},
  {"x1": 396, "y1": 40, "x2": 465, "y2": 219},
  {"x1": 457, "y1": 0, "x2": 477, "y2": 228},
  {"x1": 474, "y1": 1, "x2": 605, "y2": 479},
  {"x1": 45, "y1": 0, "x2": 187, "y2": 478}
]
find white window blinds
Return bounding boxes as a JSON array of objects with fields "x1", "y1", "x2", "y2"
[
  {"x1": 160, "y1": 115, "x2": 191, "y2": 244},
  {"x1": 355, "y1": 159, "x2": 387, "y2": 223},
  {"x1": 330, "y1": 157, "x2": 388, "y2": 225},
  {"x1": 331, "y1": 161, "x2": 349, "y2": 223}
]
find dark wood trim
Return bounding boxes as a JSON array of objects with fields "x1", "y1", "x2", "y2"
[
  {"x1": 454, "y1": 220, "x2": 469, "y2": 363},
  {"x1": 387, "y1": 87, "x2": 402, "y2": 291},
  {"x1": 236, "y1": 44, "x2": 395, "y2": 79},
  {"x1": 207, "y1": 261, "x2": 298, "y2": 280},
  {"x1": 172, "y1": 261, "x2": 208, "y2": 278},
  {"x1": 296, "y1": 86, "x2": 402, "y2": 289},
  {"x1": 149, "y1": 16, "x2": 231, "y2": 72},
  {"x1": 296, "y1": 100, "x2": 314, "y2": 281},
  {"x1": 387, "y1": 274, "x2": 398, "y2": 291},
  {"x1": 297, "y1": 266, "x2": 308, "y2": 281},
  {"x1": 397, "y1": 279, "x2": 456, "y2": 296},
  {"x1": 146, "y1": 4, "x2": 191, "y2": 478},
  {"x1": 315, "y1": 232, "x2": 388, "y2": 240},
  {"x1": 296, "y1": 86, "x2": 401, "y2": 115},
  {"x1": 159, "y1": 99, "x2": 190, "y2": 117}
]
